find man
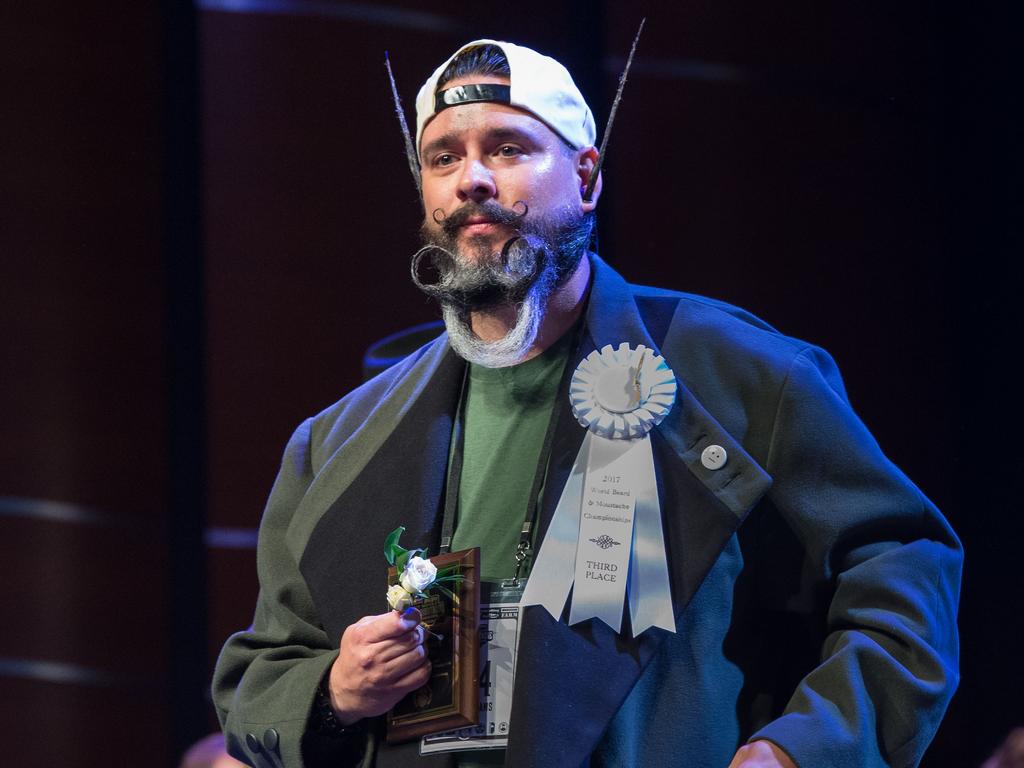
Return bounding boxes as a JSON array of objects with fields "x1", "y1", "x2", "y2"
[{"x1": 213, "y1": 40, "x2": 961, "y2": 768}]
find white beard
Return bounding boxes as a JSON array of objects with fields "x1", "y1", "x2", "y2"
[{"x1": 442, "y1": 287, "x2": 545, "y2": 368}]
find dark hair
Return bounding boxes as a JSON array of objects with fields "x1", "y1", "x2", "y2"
[{"x1": 436, "y1": 44, "x2": 510, "y2": 91}]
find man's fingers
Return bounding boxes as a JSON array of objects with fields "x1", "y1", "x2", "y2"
[
  {"x1": 727, "y1": 741, "x2": 797, "y2": 768},
  {"x1": 356, "y1": 607, "x2": 422, "y2": 643},
  {"x1": 376, "y1": 626, "x2": 426, "y2": 663},
  {"x1": 375, "y1": 640, "x2": 429, "y2": 684},
  {"x1": 390, "y1": 656, "x2": 432, "y2": 693}
]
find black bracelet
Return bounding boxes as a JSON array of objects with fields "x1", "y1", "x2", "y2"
[{"x1": 312, "y1": 678, "x2": 365, "y2": 739}]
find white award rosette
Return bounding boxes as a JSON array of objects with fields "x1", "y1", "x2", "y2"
[{"x1": 520, "y1": 343, "x2": 677, "y2": 636}]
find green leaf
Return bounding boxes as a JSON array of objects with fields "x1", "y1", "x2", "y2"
[
  {"x1": 434, "y1": 574, "x2": 464, "y2": 584},
  {"x1": 395, "y1": 547, "x2": 426, "y2": 573},
  {"x1": 384, "y1": 526, "x2": 407, "y2": 566}
]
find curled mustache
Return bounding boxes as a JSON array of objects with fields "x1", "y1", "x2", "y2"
[{"x1": 433, "y1": 199, "x2": 529, "y2": 238}]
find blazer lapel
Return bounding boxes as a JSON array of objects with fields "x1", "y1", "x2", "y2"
[
  {"x1": 586, "y1": 254, "x2": 773, "y2": 613},
  {"x1": 653, "y1": 379, "x2": 773, "y2": 619},
  {"x1": 509, "y1": 256, "x2": 773, "y2": 767},
  {"x1": 299, "y1": 343, "x2": 466, "y2": 644}
]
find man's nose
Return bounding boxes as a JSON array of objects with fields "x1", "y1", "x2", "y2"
[{"x1": 457, "y1": 159, "x2": 496, "y2": 202}]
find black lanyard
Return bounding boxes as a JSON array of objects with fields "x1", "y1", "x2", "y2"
[{"x1": 438, "y1": 323, "x2": 584, "y2": 586}]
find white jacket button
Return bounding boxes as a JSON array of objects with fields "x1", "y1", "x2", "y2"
[{"x1": 701, "y1": 444, "x2": 728, "y2": 470}]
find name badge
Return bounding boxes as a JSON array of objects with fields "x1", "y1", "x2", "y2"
[{"x1": 419, "y1": 582, "x2": 524, "y2": 755}]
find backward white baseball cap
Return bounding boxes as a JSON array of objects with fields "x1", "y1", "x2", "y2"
[{"x1": 415, "y1": 39, "x2": 597, "y2": 153}]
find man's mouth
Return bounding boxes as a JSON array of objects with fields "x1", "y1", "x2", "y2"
[{"x1": 459, "y1": 218, "x2": 504, "y2": 235}]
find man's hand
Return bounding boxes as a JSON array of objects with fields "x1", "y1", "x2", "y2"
[
  {"x1": 727, "y1": 740, "x2": 797, "y2": 768},
  {"x1": 327, "y1": 607, "x2": 430, "y2": 725}
]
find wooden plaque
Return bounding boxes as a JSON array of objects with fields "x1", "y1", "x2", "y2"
[{"x1": 385, "y1": 547, "x2": 480, "y2": 744}]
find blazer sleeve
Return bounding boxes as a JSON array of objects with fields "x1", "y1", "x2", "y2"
[
  {"x1": 212, "y1": 419, "x2": 372, "y2": 768},
  {"x1": 750, "y1": 346, "x2": 962, "y2": 767}
]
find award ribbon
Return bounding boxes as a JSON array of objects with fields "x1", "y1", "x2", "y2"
[{"x1": 520, "y1": 343, "x2": 677, "y2": 636}]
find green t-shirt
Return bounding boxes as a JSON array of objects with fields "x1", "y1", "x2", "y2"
[
  {"x1": 448, "y1": 333, "x2": 572, "y2": 583},
  {"x1": 448, "y1": 334, "x2": 572, "y2": 767}
]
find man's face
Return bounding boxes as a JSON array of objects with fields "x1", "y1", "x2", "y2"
[{"x1": 418, "y1": 75, "x2": 595, "y2": 262}]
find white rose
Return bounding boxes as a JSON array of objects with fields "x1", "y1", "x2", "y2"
[
  {"x1": 386, "y1": 583, "x2": 413, "y2": 610},
  {"x1": 400, "y1": 556, "x2": 437, "y2": 594}
]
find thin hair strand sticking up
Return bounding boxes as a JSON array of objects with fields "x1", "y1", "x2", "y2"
[
  {"x1": 583, "y1": 18, "x2": 645, "y2": 202},
  {"x1": 384, "y1": 51, "x2": 422, "y2": 197}
]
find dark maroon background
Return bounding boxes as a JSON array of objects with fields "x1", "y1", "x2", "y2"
[{"x1": 1, "y1": 1, "x2": 1020, "y2": 766}]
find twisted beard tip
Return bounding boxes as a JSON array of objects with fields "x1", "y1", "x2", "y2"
[{"x1": 410, "y1": 244, "x2": 458, "y2": 290}]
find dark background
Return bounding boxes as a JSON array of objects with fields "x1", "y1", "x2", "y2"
[{"x1": 1, "y1": 1, "x2": 1020, "y2": 766}]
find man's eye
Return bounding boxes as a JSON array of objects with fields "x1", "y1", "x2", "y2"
[
  {"x1": 497, "y1": 145, "x2": 523, "y2": 158},
  {"x1": 433, "y1": 153, "x2": 457, "y2": 167}
]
